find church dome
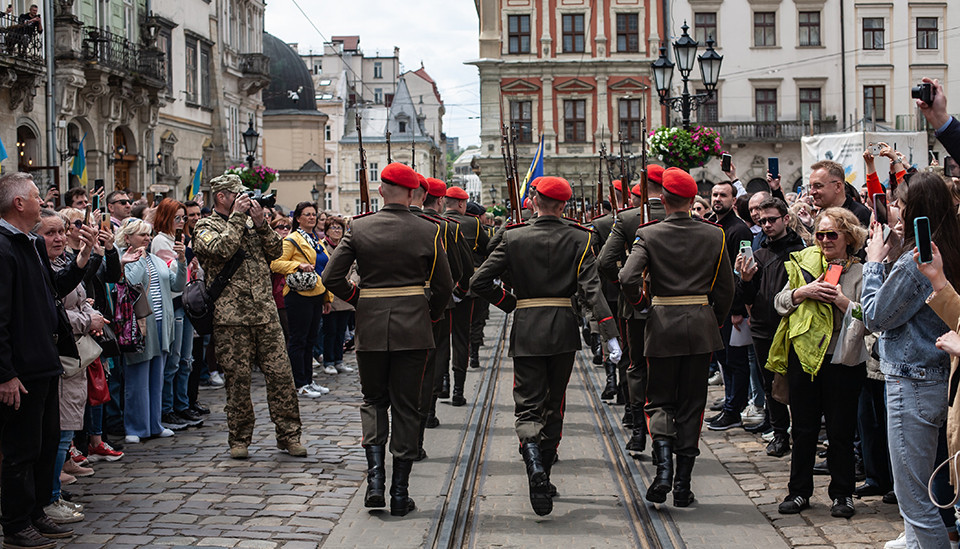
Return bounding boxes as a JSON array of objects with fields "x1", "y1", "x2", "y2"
[{"x1": 262, "y1": 32, "x2": 317, "y2": 111}]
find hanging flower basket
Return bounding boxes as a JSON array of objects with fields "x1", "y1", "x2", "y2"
[
  {"x1": 648, "y1": 126, "x2": 724, "y2": 172},
  {"x1": 225, "y1": 165, "x2": 279, "y2": 193}
]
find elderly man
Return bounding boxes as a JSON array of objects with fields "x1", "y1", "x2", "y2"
[
  {"x1": 192, "y1": 174, "x2": 304, "y2": 460},
  {"x1": 808, "y1": 160, "x2": 871, "y2": 226}
]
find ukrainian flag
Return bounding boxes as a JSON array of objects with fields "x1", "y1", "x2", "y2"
[
  {"x1": 70, "y1": 134, "x2": 87, "y2": 187},
  {"x1": 519, "y1": 135, "x2": 544, "y2": 201},
  {"x1": 188, "y1": 158, "x2": 203, "y2": 200}
]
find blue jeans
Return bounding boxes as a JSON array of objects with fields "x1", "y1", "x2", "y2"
[
  {"x1": 84, "y1": 404, "x2": 103, "y2": 437},
  {"x1": 162, "y1": 308, "x2": 191, "y2": 415},
  {"x1": 323, "y1": 310, "x2": 350, "y2": 366},
  {"x1": 748, "y1": 345, "x2": 764, "y2": 408},
  {"x1": 886, "y1": 374, "x2": 950, "y2": 548},
  {"x1": 50, "y1": 430, "x2": 73, "y2": 503},
  {"x1": 104, "y1": 356, "x2": 125, "y2": 433},
  {"x1": 175, "y1": 314, "x2": 194, "y2": 411}
]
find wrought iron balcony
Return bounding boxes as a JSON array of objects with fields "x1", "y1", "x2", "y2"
[
  {"x1": 706, "y1": 119, "x2": 838, "y2": 143},
  {"x1": 81, "y1": 26, "x2": 165, "y2": 84},
  {"x1": 0, "y1": 12, "x2": 43, "y2": 66}
]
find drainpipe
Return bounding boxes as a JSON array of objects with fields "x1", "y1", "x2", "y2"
[
  {"x1": 840, "y1": 0, "x2": 847, "y2": 127},
  {"x1": 44, "y1": 0, "x2": 56, "y2": 168}
]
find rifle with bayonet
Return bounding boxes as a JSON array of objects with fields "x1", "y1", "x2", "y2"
[
  {"x1": 411, "y1": 140, "x2": 416, "y2": 170},
  {"x1": 639, "y1": 118, "x2": 649, "y2": 223},
  {"x1": 597, "y1": 145, "x2": 607, "y2": 218},
  {"x1": 500, "y1": 124, "x2": 521, "y2": 222},
  {"x1": 356, "y1": 112, "x2": 370, "y2": 214},
  {"x1": 617, "y1": 131, "x2": 629, "y2": 211},
  {"x1": 604, "y1": 143, "x2": 619, "y2": 213},
  {"x1": 386, "y1": 131, "x2": 392, "y2": 163}
]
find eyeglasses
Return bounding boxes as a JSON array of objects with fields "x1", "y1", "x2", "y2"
[
  {"x1": 328, "y1": 225, "x2": 343, "y2": 231},
  {"x1": 815, "y1": 230, "x2": 840, "y2": 241},
  {"x1": 72, "y1": 220, "x2": 83, "y2": 229},
  {"x1": 757, "y1": 215, "x2": 784, "y2": 226},
  {"x1": 275, "y1": 224, "x2": 291, "y2": 230},
  {"x1": 174, "y1": 215, "x2": 185, "y2": 221},
  {"x1": 110, "y1": 199, "x2": 131, "y2": 205}
]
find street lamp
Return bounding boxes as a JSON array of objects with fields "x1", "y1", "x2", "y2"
[
  {"x1": 242, "y1": 118, "x2": 259, "y2": 169},
  {"x1": 651, "y1": 22, "x2": 724, "y2": 130},
  {"x1": 310, "y1": 187, "x2": 320, "y2": 202}
]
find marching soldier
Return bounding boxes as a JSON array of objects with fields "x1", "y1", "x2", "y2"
[
  {"x1": 322, "y1": 162, "x2": 453, "y2": 517},
  {"x1": 471, "y1": 177, "x2": 620, "y2": 516},
  {"x1": 443, "y1": 186, "x2": 489, "y2": 406},
  {"x1": 591, "y1": 180, "x2": 627, "y2": 403},
  {"x1": 619, "y1": 168, "x2": 734, "y2": 508},
  {"x1": 192, "y1": 174, "x2": 305, "y2": 460},
  {"x1": 598, "y1": 165, "x2": 666, "y2": 453}
]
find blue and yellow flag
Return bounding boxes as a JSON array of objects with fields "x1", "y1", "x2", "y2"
[
  {"x1": 0, "y1": 135, "x2": 8, "y2": 164},
  {"x1": 519, "y1": 135, "x2": 544, "y2": 201},
  {"x1": 188, "y1": 158, "x2": 203, "y2": 200},
  {"x1": 70, "y1": 134, "x2": 87, "y2": 187}
]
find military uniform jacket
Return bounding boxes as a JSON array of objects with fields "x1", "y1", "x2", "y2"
[
  {"x1": 322, "y1": 203, "x2": 453, "y2": 352},
  {"x1": 598, "y1": 199, "x2": 666, "y2": 319},
  {"x1": 618, "y1": 212, "x2": 735, "y2": 357},
  {"x1": 193, "y1": 211, "x2": 283, "y2": 327},
  {"x1": 444, "y1": 211, "x2": 489, "y2": 267},
  {"x1": 470, "y1": 215, "x2": 619, "y2": 357},
  {"x1": 423, "y1": 207, "x2": 473, "y2": 302},
  {"x1": 590, "y1": 212, "x2": 620, "y2": 302}
]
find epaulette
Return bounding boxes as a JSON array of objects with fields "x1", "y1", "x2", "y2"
[
  {"x1": 416, "y1": 212, "x2": 444, "y2": 225},
  {"x1": 504, "y1": 222, "x2": 527, "y2": 230},
  {"x1": 638, "y1": 218, "x2": 662, "y2": 229},
  {"x1": 465, "y1": 212, "x2": 482, "y2": 218},
  {"x1": 562, "y1": 216, "x2": 584, "y2": 225},
  {"x1": 695, "y1": 216, "x2": 722, "y2": 228},
  {"x1": 619, "y1": 206, "x2": 640, "y2": 214},
  {"x1": 570, "y1": 223, "x2": 596, "y2": 234},
  {"x1": 353, "y1": 211, "x2": 377, "y2": 219}
]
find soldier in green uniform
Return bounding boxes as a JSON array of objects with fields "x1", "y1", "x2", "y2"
[
  {"x1": 322, "y1": 162, "x2": 453, "y2": 517},
  {"x1": 619, "y1": 167, "x2": 734, "y2": 508},
  {"x1": 591, "y1": 180, "x2": 628, "y2": 404},
  {"x1": 443, "y1": 186, "x2": 489, "y2": 406},
  {"x1": 192, "y1": 174, "x2": 305, "y2": 460},
  {"x1": 598, "y1": 165, "x2": 666, "y2": 453},
  {"x1": 471, "y1": 176, "x2": 620, "y2": 516}
]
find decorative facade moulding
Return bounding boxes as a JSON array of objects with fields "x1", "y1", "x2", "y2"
[
  {"x1": 501, "y1": 78, "x2": 541, "y2": 93},
  {"x1": 553, "y1": 78, "x2": 595, "y2": 92},
  {"x1": 608, "y1": 77, "x2": 649, "y2": 92}
]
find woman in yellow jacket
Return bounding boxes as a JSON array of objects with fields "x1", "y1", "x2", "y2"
[{"x1": 270, "y1": 202, "x2": 333, "y2": 398}]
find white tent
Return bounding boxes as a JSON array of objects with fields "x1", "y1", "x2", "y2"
[{"x1": 800, "y1": 130, "x2": 928, "y2": 191}]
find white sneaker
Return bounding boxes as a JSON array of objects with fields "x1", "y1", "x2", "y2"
[
  {"x1": 208, "y1": 372, "x2": 225, "y2": 387},
  {"x1": 60, "y1": 498, "x2": 83, "y2": 513},
  {"x1": 323, "y1": 365, "x2": 338, "y2": 375},
  {"x1": 312, "y1": 357, "x2": 322, "y2": 367},
  {"x1": 742, "y1": 404, "x2": 765, "y2": 423},
  {"x1": 309, "y1": 381, "x2": 330, "y2": 394},
  {"x1": 158, "y1": 428, "x2": 175, "y2": 438},
  {"x1": 761, "y1": 430, "x2": 776, "y2": 442},
  {"x1": 884, "y1": 532, "x2": 906, "y2": 549},
  {"x1": 44, "y1": 498, "x2": 84, "y2": 524},
  {"x1": 297, "y1": 385, "x2": 323, "y2": 398},
  {"x1": 707, "y1": 371, "x2": 723, "y2": 385},
  {"x1": 124, "y1": 435, "x2": 141, "y2": 444},
  {"x1": 334, "y1": 363, "x2": 354, "y2": 373}
]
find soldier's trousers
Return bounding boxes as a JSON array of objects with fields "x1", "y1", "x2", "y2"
[
  {"x1": 615, "y1": 314, "x2": 631, "y2": 398},
  {"x1": 357, "y1": 349, "x2": 429, "y2": 461},
  {"x1": 513, "y1": 352, "x2": 575, "y2": 451},
  {"x1": 429, "y1": 313, "x2": 452, "y2": 414},
  {"x1": 645, "y1": 353, "x2": 711, "y2": 457},
  {"x1": 625, "y1": 319, "x2": 648, "y2": 418},
  {"x1": 215, "y1": 324, "x2": 302, "y2": 449},
  {"x1": 469, "y1": 299, "x2": 489, "y2": 358},
  {"x1": 450, "y1": 298, "x2": 474, "y2": 386}
]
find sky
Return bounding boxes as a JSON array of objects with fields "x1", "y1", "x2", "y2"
[{"x1": 264, "y1": 0, "x2": 483, "y2": 149}]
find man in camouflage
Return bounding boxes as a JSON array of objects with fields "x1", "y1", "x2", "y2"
[{"x1": 192, "y1": 174, "x2": 305, "y2": 460}]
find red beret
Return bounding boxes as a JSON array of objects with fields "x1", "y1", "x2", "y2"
[
  {"x1": 662, "y1": 167, "x2": 697, "y2": 199},
  {"x1": 647, "y1": 164, "x2": 665, "y2": 184},
  {"x1": 613, "y1": 179, "x2": 623, "y2": 192},
  {"x1": 536, "y1": 176, "x2": 572, "y2": 202},
  {"x1": 445, "y1": 186, "x2": 469, "y2": 200},
  {"x1": 530, "y1": 177, "x2": 542, "y2": 189},
  {"x1": 381, "y1": 163, "x2": 420, "y2": 189},
  {"x1": 426, "y1": 178, "x2": 447, "y2": 197},
  {"x1": 416, "y1": 173, "x2": 428, "y2": 190},
  {"x1": 630, "y1": 184, "x2": 643, "y2": 197},
  {"x1": 522, "y1": 197, "x2": 532, "y2": 209}
]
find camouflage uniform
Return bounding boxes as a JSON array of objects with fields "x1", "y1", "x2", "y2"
[{"x1": 193, "y1": 176, "x2": 302, "y2": 451}]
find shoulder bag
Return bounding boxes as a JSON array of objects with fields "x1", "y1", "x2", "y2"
[
  {"x1": 284, "y1": 237, "x2": 319, "y2": 292},
  {"x1": 183, "y1": 248, "x2": 246, "y2": 336}
]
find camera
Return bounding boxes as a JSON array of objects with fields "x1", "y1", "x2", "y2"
[
  {"x1": 911, "y1": 82, "x2": 935, "y2": 106},
  {"x1": 243, "y1": 191, "x2": 276, "y2": 209}
]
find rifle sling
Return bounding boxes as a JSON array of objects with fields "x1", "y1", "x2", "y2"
[{"x1": 207, "y1": 248, "x2": 247, "y2": 302}]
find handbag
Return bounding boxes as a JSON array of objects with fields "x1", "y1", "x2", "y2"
[
  {"x1": 94, "y1": 323, "x2": 121, "y2": 358},
  {"x1": 834, "y1": 302, "x2": 869, "y2": 366},
  {"x1": 284, "y1": 238, "x2": 319, "y2": 292},
  {"x1": 61, "y1": 334, "x2": 102, "y2": 378},
  {"x1": 86, "y1": 358, "x2": 111, "y2": 406},
  {"x1": 115, "y1": 282, "x2": 146, "y2": 353},
  {"x1": 772, "y1": 373, "x2": 789, "y2": 405},
  {"x1": 183, "y1": 248, "x2": 246, "y2": 336}
]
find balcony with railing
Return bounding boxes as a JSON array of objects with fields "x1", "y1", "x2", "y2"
[
  {"x1": 238, "y1": 52, "x2": 270, "y2": 95},
  {"x1": 0, "y1": 12, "x2": 44, "y2": 68},
  {"x1": 707, "y1": 119, "x2": 838, "y2": 143},
  {"x1": 81, "y1": 26, "x2": 165, "y2": 85}
]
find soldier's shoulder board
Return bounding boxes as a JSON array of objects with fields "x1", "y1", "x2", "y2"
[
  {"x1": 417, "y1": 212, "x2": 443, "y2": 225},
  {"x1": 569, "y1": 223, "x2": 595, "y2": 234},
  {"x1": 638, "y1": 218, "x2": 662, "y2": 229},
  {"x1": 694, "y1": 217, "x2": 722, "y2": 228},
  {"x1": 504, "y1": 222, "x2": 528, "y2": 230},
  {"x1": 353, "y1": 211, "x2": 377, "y2": 220}
]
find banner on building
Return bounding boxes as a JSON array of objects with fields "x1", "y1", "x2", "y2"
[{"x1": 800, "y1": 131, "x2": 927, "y2": 192}]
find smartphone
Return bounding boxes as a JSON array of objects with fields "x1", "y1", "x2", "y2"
[
  {"x1": 84, "y1": 205, "x2": 91, "y2": 226},
  {"x1": 873, "y1": 193, "x2": 888, "y2": 225},
  {"x1": 825, "y1": 264, "x2": 842, "y2": 286},
  {"x1": 768, "y1": 157, "x2": 779, "y2": 179},
  {"x1": 739, "y1": 239, "x2": 754, "y2": 263},
  {"x1": 92, "y1": 194, "x2": 100, "y2": 212},
  {"x1": 175, "y1": 228, "x2": 183, "y2": 242},
  {"x1": 721, "y1": 153, "x2": 732, "y2": 172},
  {"x1": 915, "y1": 216, "x2": 933, "y2": 264},
  {"x1": 868, "y1": 143, "x2": 882, "y2": 155}
]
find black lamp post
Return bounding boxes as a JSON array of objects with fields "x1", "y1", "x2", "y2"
[
  {"x1": 651, "y1": 22, "x2": 723, "y2": 130},
  {"x1": 604, "y1": 142, "x2": 640, "y2": 183},
  {"x1": 310, "y1": 187, "x2": 320, "y2": 202},
  {"x1": 242, "y1": 118, "x2": 259, "y2": 169}
]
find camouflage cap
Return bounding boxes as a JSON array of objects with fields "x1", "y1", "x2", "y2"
[{"x1": 210, "y1": 174, "x2": 244, "y2": 195}]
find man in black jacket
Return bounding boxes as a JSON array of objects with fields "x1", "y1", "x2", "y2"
[
  {"x1": 737, "y1": 197, "x2": 805, "y2": 456},
  {"x1": 917, "y1": 77, "x2": 960, "y2": 162},
  {"x1": 0, "y1": 172, "x2": 94, "y2": 548}
]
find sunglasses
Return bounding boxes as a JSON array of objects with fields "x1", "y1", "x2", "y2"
[
  {"x1": 72, "y1": 219, "x2": 83, "y2": 229},
  {"x1": 110, "y1": 199, "x2": 131, "y2": 205},
  {"x1": 275, "y1": 224, "x2": 291, "y2": 230},
  {"x1": 757, "y1": 215, "x2": 784, "y2": 226},
  {"x1": 174, "y1": 215, "x2": 185, "y2": 221},
  {"x1": 815, "y1": 230, "x2": 840, "y2": 241}
]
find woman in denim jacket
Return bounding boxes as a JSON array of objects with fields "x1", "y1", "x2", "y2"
[{"x1": 862, "y1": 172, "x2": 960, "y2": 549}]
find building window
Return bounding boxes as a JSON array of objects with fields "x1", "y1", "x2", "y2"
[
  {"x1": 369, "y1": 162, "x2": 379, "y2": 182},
  {"x1": 374, "y1": 88, "x2": 383, "y2": 104},
  {"x1": 616, "y1": 14, "x2": 639, "y2": 53},
  {"x1": 324, "y1": 192, "x2": 333, "y2": 211},
  {"x1": 562, "y1": 14, "x2": 585, "y2": 53},
  {"x1": 799, "y1": 88, "x2": 821, "y2": 121},
  {"x1": 314, "y1": 60, "x2": 322, "y2": 74},
  {"x1": 510, "y1": 100, "x2": 533, "y2": 143},
  {"x1": 694, "y1": 12, "x2": 717, "y2": 45},
  {"x1": 185, "y1": 38, "x2": 211, "y2": 107},
  {"x1": 354, "y1": 162, "x2": 362, "y2": 182},
  {"x1": 398, "y1": 121, "x2": 407, "y2": 133},
  {"x1": 754, "y1": 12, "x2": 776, "y2": 47},
  {"x1": 508, "y1": 14, "x2": 531, "y2": 54},
  {"x1": 563, "y1": 99, "x2": 586, "y2": 142},
  {"x1": 755, "y1": 89, "x2": 777, "y2": 122},
  {"x1": 864, "y1": 85, "x2": 885, "y2": 122},
  {"x1": 618, "y1": 99, "x2": 643, "y2": 141},
  {"x1": 696, "y1": 89, "x2": 718, "y2": 124},
  {"x1": 200, "y1": 44, "x2": 211, "y2": 107},
  {"x1": 917, "y1": 17, "x2": 938, "y2": 50},
  {"x1": 185, "y1": 40, "x2": 198, "y2": 103},
  {"x1": 158, "y1": 29, "x2": 173, "y2": 93},
  {"x1": 325, "y1": 125, "x2": 331, "y2": 141},
  {"x1": 798, "y1": 11, "x2": 821, "y2": 46},
  {"x1": 863, "y1": 18, "x2": 884, "y2": 50},
  {"x1": 374, "y1": 61, "x2": 383, "y2": 78},
  {"x1": 371, "y1": 198, "x2": 380, "y2": 212},
  {"x1": 325, "y1": 157, "x2": 331, "y2": 174}
]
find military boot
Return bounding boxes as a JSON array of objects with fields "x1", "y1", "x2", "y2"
[
  {"x1": 439, "y1": 373, "x2": 450, "y2": 399},
  {"x1": 521, "y1": 442, "x2": 552, "y2": 516},
  {"x1": 625, "y1": 414, "x2": 647, "y2": 453},
  {"x1": 646, "y1": 440, "x2": 674, "y2": 503},
  {"x1": 364, "y1": 445, "x2": 386, "y2": 508},
  {"x1": 389, "y1": 458, "x2": 416, "y2": 517},
  {"x1": 673, "y1": 455, "x2": 696, "y2": 507},
  {"x1": 591, "y1": 334, "x2": 603, "y2": 365},
  {"x1": 414, "y1": 418, "x2": 428, "y2": 461},
  {"x1": 601, "y1": 359, "x2": 617, "y2": 400},
  {"x1": 622, "y1": 403, "x2": 635, "y2": 429},
  {"x1": 541, "y1": 446, "x2": 559, "y2": 498},
  {"x1": 451, "y1": 371, "x2": 466, "y2": 406},
  {"x1": 469, "y1": 348, "x2": 480, "y2": 369}
]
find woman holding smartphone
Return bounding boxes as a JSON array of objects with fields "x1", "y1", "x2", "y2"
[{"x1": 862, "y1": 172, "x2": 960, "y2": 547}]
